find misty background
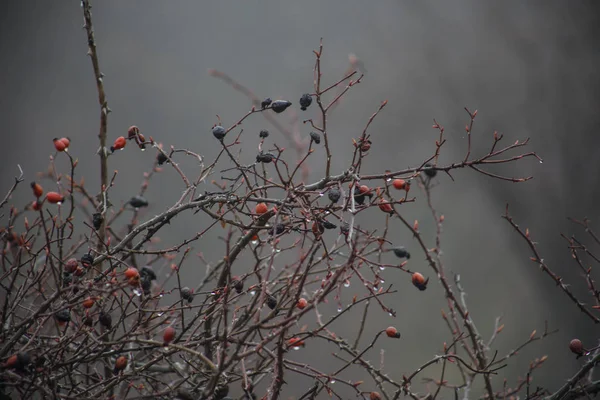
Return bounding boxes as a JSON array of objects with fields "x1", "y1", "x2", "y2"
[{"x1": 1, "y1": 1, "x2": 599, "y2": 398}]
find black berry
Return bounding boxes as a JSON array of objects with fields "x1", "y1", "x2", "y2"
[
  {"x1": 140, "y1": 265, "x2": 157, "y2": 281},
  {"x1": 353, "y1": 187, "x2": 366, "y2": 205},
  {"x1": 423, "y1": 163, "x2": 437, "y2": 178},
  {"x1": 157, "y1": 152, "x2": 169, "y2": 165},
  {"x1": 231, "y1": 279, "x2": 244, "y2": 294},
  {"x1": 92, "y1": 213, "x2": 103, "y2": 230},
  {"x1": 129, "y1": 195, "x2": 149, "y2": 208},
  {"x1": 80, "y1": 253, "x2": 94, "y2": 268},
  {"x1": 309, "y1": 131, "x2": 321, "y2": 144},
  {"x1": 270, "y1": 100, "x2": 292, "y2": 113},
  {"x1": 328, "y1": 188, "x2": 341, "y2": 203},
  {"x1": 261, "y1": 98, "x2": 272, "y2": 109},
  {"x1": 268, "y1": 223, "x2": 285, "y2": 236},
  {"x1": 259, "y1": 130, "x2": 269, "y2": 138},
  {"x1": 99, "y1": 311, "x2": 112, "y2": 329},
  {"x1": 322, "y1": 220, "x2": 337, "y2": 230},
  {"x1": 256, "y1": 152, "x2": 275, "y2": 163},
  {"x1": 393, "y1": 247, "x2": 410, "y2": 259},
  {"x1": 212, "y1": 125, "x2": 227, "y2": 140},
  {"x1": 299, "y1": 93, "x2": 312, "y2": 111},
  {"x1": 55, "y1": 309, "x2": 71, "y2": 323},
  {"x1": 181, "y1": 287, "x2": 194, "y2": 303},
  {"x1": 266, "y1": 294, "x2": 277, "y2": 310}
]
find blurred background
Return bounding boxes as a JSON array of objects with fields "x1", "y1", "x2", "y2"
[{"x1": 1, "y1": 1, "x2": 599, "y2": 398}]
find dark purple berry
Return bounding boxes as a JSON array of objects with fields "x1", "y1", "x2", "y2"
[
  {"x1": 99, "y1": 311, "x2": 112, "y2": 329},
  {"x1": 261, "y1": 98, "x2": 272, "y2": 109},
  {"x1": 181, "y1": 287, "x2": 194, "y2": 303},
  {"x1": 259, "y1": 130, "x2": 269, "y2": 138},
  {"x1": 423, "y1": 163, "x2": 437, "y2": 178},
  {"x1": 92, "y1": 213, "x2": 103, "y2": 230},
  {"x1": 393, "y1": 247, "x2": 410, "y2": 259},
  {"x1": 266, "y1": 294, "x2": 277, "y2": 310},
  {"x1": 299, "y1": 93, "x2": 312, "y2": 111},
  {"x1": 270, "y1": 100, "x2": 292, "y2": 113},
  {"x1": 256, "y1": 152, "x2": 275, "y2": 163},
  {"x1": 157, "y1": 152, "x2": 169, "y2": 165},
  {"x1": 328, "y1": 188, "x2": 341, "y2": 203},
  {"x1": 353, "y1": 187, "x2": 366, "y2": 205},
  {"x1": 55, "y1": 309, "x2": 71, "y2": 323},
  {"x1": 231, "y1": 279, "x2": 244, "y2": 294},
  {"x1": 212, "y1": 125, "x2": 227, "y2": 140},
  {"x1": 129, "y1": 195, "x2": 149, "y2": 208},
  {"x1": 309, "y1": 131, "x2": 321, "y2": 144},
  {"x1": 80, "y1": 253, "x2": 94, "y2": 268},
  {"x1": 268, "y1": 223, "x2": 285, "y2": 236}
]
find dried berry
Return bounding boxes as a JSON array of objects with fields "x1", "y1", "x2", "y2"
[
  {"x1": 31, "y1": 182, "x2": 43, "y2": 198},
  {"x1": 62, "y1": 272, "x2": 73, "y2": 287},
  {"x1": 328, "y1": 188, "x2": 341, "y2": 203},
  {"x1": 378, "y1": 200, "x2": 393, "y2": 214},
  {"x1": 266, "y1": 294, "x2": 277, "y2": 310},
  {"x1": 360, "y1": 140, "x2": 371, "y2": 152},
  {"x1": 270, "y1": 100, "x2": 292, "y2": 113},
  {"x1": 299, "y1": 93, "x2": 312, "y2": 110},
  {"x1": 65, "y1": 258, "x2": 79, "y2": 273},
  {"x1": 231, "y1": 279, "x2": 244, "y2": 294},
  {"x1": 261, "y1": 98, "x2": 272, "y2": 109},
  {"x1": 569, "y1": 338, "x2": 584, "y2": 355},
  {"x1": 81, "y1": 253, "x2": 94, "y2": 268},
  {"x1": 99, "y1": 311, "x2": 112, "y2": 329},
  {"x1": 92, "y1": 212, "x2": 104, "y2": 230},
  {"x1": 353, "y1": 185, "x2": 372, "y2": 205},
  {"x1": 181, "y1": 287, "x2": 194, "y2": 303},
  {"x1": 411, "y1": 272, "x2": 428, "y2": 291},
  {"x1": 212, "y1": 125, "x2": 227, "y2": 140},
  {"x1": 129, "y1": 195, "x2": 149, "y2": 208},
  {"x1": 393, "y1": 247, "x2": 410, "y2": 259},
  {"x1": 312, "y1": 221, "x2": 324, "y2": 237},
  {"x1": 256, "y1": 152, "x2": 275, "y2": 163},
  {"x1": 157, "y1": 151, "x2": 169, "y2": 165},
  {"x1": 259, "y1": 130, "x2": 269, "y2": 138},
  {"x1": 309, "y1": 131, "x2": 321, "y2": 144},
  {"x1": 268, "y1": 223, "x2": 285, "y2": 236},
  {"x1": 322, "y1": 220, "x2": 337, "y2": 230},
  {"x1": 423, "y1": 163, "x2": 437, "y2": 178},
  {"x1": 385, "y1": 326, "x2": 401, "y2": 339},
  {"x1": 340, "y1": 222, "x2": 350, "y2": 236},
  {"x1": 55, "y1": 309, "x2": 71, "y2": 324}
]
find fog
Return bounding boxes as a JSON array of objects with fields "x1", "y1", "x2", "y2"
[{"x1": 1, "y1": 1, "x2": 599, "y2": 397}]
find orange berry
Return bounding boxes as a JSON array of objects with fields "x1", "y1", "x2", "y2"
[
  {"x1": 110, "y1": 136, "x2": 127, "y2": 152},
  {"x1": 297, "y1": 298, "x2": 308, "y2": 310},
  {"x1": 53, "y1": 138, "x2": 67, "y2": 152},
  {"x1": 392, "y1": 179, "x2": 406, "y2": 190},
  {"x1": 31, "y1": 182, "x2": 43, "y2": 198},
  {"x1": 82, "y1": 297, "x2": 95, "y2": 309},
  {"x1": 385, "y1": 326, "x2": 400, "y2": 338},
  {"x1": 124, "y1": 267, "x2": 139, "y2": 280},
  {"x1": 411, "y1": 272, "x2": 428, "y2": 291},
  {"x1": 255, "y1": 202, "x2": 268, "y2": 215},
  {"x1": 378, "y1": 200, "x2": 393, "y2": 214},
  {"x1": 46, "y1": 191, "x2": 64, "y2": 204},
  {"x1": 163, "y1": 326, "x2": 176, "y2": 345},
  {"x1": 5, "y1": 354, "x2": 18, "y2": 369},
  {"x1": 114, "y1": 356, "x2": 127, "y2": 373},
  {"x1": 286, "y1": 337, "x2": 305, "y2": 348}
]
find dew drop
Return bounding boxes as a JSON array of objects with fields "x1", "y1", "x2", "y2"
[
  {"x1": 343, "y1": 280, "x2": 350, "y2": 288},
  {"x1": 157, "y1": 312, "x2": 164, "y2": 316},
  {"x1": 388, "y1": 312, "x2": 394, "y2": 317},
  {"x1": 57, "y1": 201, "x2": 63, "y2": 205},
  {"x1": 251, "y1": 240, "x2": 258, "y2": 245},
  {"x1": 380, "y1": 279, "x2": 385, "y2": 284},
  {"x1": 337, "y1": 306, "x2": 343, "y2": 313},
  {"x1": 386, "y1": 178, "x2": 391, "y2": 182},
  {"x1": 140, "y1": 148, "x2": 145, "y2": 152},
  {"x1": 539, "y1": 159, "x2": 543, "y2": 164},
  {"x1": 250, "y1": 290, "x2": 256, "y2": 296},
  {"x1": 159, "y1": 294, "x2": 164, "y2": 298},
  {"x1": 318, "y1": 193, "x2": 324, "y2": 197},
  {"x1": 275, "y1": 248, "x2": 281, "y2": 253},
  {"x1": 379, "y1": 266, "x2": 386, "y2": 271},
  {"x1": 133, "y1": 288, "x2": 141, "y2": 296},
  {"x1": 293, "y1": 346, "x2": 302, "y2": 351},
  {"x1": 329, "y1": 379, "x2": 336, "y2": 384}
]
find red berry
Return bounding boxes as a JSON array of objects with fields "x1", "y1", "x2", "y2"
[
  {"x1": 378, "y1": 200, "x2": 393, "y2": 214},
  {"x1": 31, "y1": 182, "x2": 43, "y2": 198},
  {"x1": 46, "y1": 192, "x2": 64, "y2": 204},
  {"x1": 385, "y1": 326, "x2": 400, "y2": 339},
  {"x1": 110, "y1": 136, "x2": 127, "y2": 152},
  {"x1": 255, "y1": 203, "x2": 268, "y2": 215},
  {"x1": 370, "y1": 392, "x2": 382, "y2": 400},
  {"x1": 65, "y1": 258, "x2": 79, "y2": 273},
  {"x1": 297, "y1": 298, "x2": 308, "y2": 310},
  {"x1": 32, "y1": 200, "x2": 41, "y2": 211},
  {"x1": 286, "y1": 337, "x2": 305, "y2": 348},
  {"x1": 53, "y1": 138, "x2": 67, "y2": 152},
  {"x1": 60, "y1": 137, "x2": 70, "y2": 148},
  {"x1": 411, "y1": 272, "x2": 428, "y2": 291},
  {"x1": 127, "y1": 126, "x2": 140, "y2": 138},
  {"x1": 392, "y1": 179, "x2": 406, "y2": 190},
  {"x1": 163, "y1": 326, "x2": 176, "y2": 345},
  {"x1": 82, "y1": 297, "x2": 95, "y2": 309},
  {"x1": 114, "y1": 356, "x2": 127, "y2": 373},
  {"x1": 569, "y1": 338, "x2": 584, "y2": 355},
  {"x1": 125, "y1": 267, "x2": 140, "y2": 285}
]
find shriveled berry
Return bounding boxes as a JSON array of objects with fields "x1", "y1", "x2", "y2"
[
  {"x1": 212, "y1": 125, "x2": 227, "y2": 140},
  {"x1": 360, "y1": 140, "x2": 371, "y2": 152},
  {"x1": 114, "y1": 356, "x2": 127, "y2": 374},
  {"x1": 81, "y1": 253, "x2": 94, "y2": 268},
  {"x1": 393, "y1": 247, "x2": 410, "y2": 259},
  {"x1": 423, "y1": 163, "x2": 437, "y2": 178},
  {"x1": 312, "y1": 221, "x2": 324, "y2": 236},
  {"x1": 157, "y1": 151, "x2": 169, "y2": 165},
  {"x1": 297, "y1": 298, "x2": 308, "y2": 309},
  {"x1": 31, "y1": 182, "x2": 43, "y2": 198},
  {"x1": 163, "y1": 326, "x2": 176, "y2": 345},
  {"x1": 129, "y1": 195, "x2": 149, "y2": 208},
  {"x1": 328, "y1": 188, "x2": 341, "y2": 203},
  {"x1": 309, "y1": 131, "x2": 321, "y2": 144},
  {"x1": 32, "y1": 200, "x2": 41, "y2": 211},
  {"x1": 65, "y1": 258, "x2": 79, "y2": 273},
  {"x1": 255, "y1": 203, "x2": 268, "y2": 215},
  {"x1": 266, "y1": 294, "x2": 277, "y2": 310},
  {"x1": 256, "y1": 152, "x2": 275, "y2": 163},
  {"x1": 92, "y1": 212, "x2": 104, "y2": 230},
  {"x1": 259, "y1": 130, "x2": 269, "y2": 138},
  {"x1": 55, "y1": 309, "x2": 71, "y2": 324},
  {"x1": 340, "y1": 222, "x2": 350, "y2": 236},
  {"x1": 370, "y1": 392, "x2": 382, "y2": 400},
  {"x1": 299, "y1": 93, "x2": 312, "y2": 111},
  {"x1": 99, "y1": 311, "x2": 112, "y2": 329},
  {"x1": 569, "y1": 338, "x2": 584, "y2": 355},
  {"x1": 385, "y1": 326, "x2": 401, "y2": 338},
  {"x1": 232, "y1": 279, "x2": 244, "y2": 294},
  {"x1": 411, "y1": 272, "x2": 428, "y2": 291},
  {"x1": 127, "y1": 125, "x2": 140, "y2": 138},
  {"x1": 322, "y1": 220, "x2": 337, "y2": 230},
  {"x1": 270, "y1": 100, "x2": 292, "y2": 113},
  {"x1": 46, "y1": 192, "x2": 64, "y2": 204},
  {"x1": 261, "y1": 98, "x2": 272, "y2": 109},
  {"x1": 181, "y1": 287, "x2": 194, "y2": 303},
  {"x1": 268, "y1": 223, "x2": 285, "y2": 236},
  {"x1": 140, "y1": 265, "x2": 157, "y2": 281}
]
